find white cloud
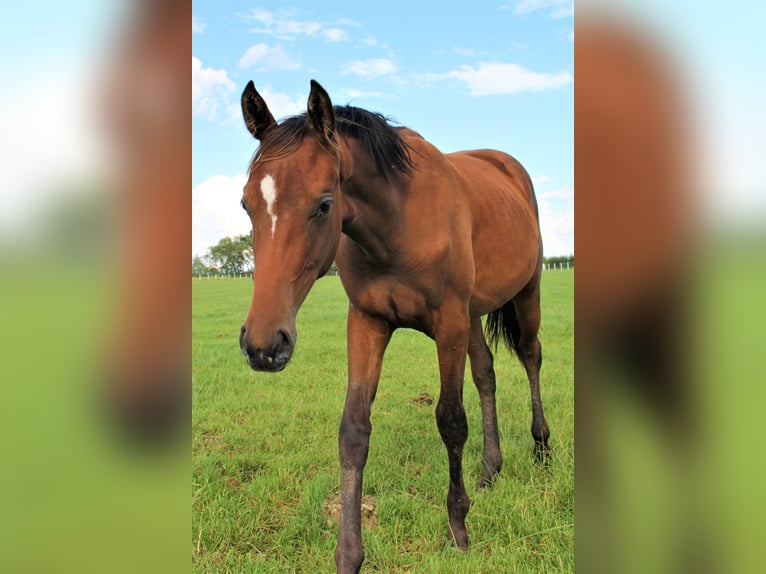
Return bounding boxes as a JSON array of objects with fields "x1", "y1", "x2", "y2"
[
  {"x1": 538, "y1": 185, "x2": 574, "y2": 201},
  {"x1": 238, "y1": 43, "x2": 300, "y2": 71},
  {"x1": 242, "y1": 9, "x2": 350, "y2": 42},
  {"x1": 192, "y1": 16, "x2": 207, "y2": 34},
  {"x1": 192, "y1": 57, "x2": 235, "y2": 119},
  {"x1": 537, "y1": 183, "x2": 574, "y2": 256},
  {"x1": 342, "y1": 58, "x2": 398, "y2": 79},
  {"x1": 322, "y1": 28, "x2": 348, "y2": 42},
  {"x1": 512, "y1": 0, "x2": 574, "y2": 18},
  {"x1": 342, "y1": 89, "x2": 386, "y2": 100},
  {"x1": 255, "y1": 87, "x2": 306, "y2": 120},
  {"x1": 539, "y1": 206, "x2": 574, "y2": 256},
  {"x1": 219, "y1": 85, "x2": 306, "y2": 128},
  {"x1": 443, "y1": 62, "x2": 571, "y2": 96},
  {"x1": 0, "y1": 64, "x2": 110, "y2": 241},
  {"x1": 337, "y1": 18, "x2": 362, "y2": 28},
  {"x1": 453, "y1": 47, "x2": 477, "y2": 57},
  {"x1": 192, "y1": 173, "x2": 251, "y2": 256},
  {"x1": 532, "y1": 175, "x2": 552, "y2": 186}
]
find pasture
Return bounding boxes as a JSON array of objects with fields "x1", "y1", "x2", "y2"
[{"x1": 192, "y1": 271, "x2": 573, "y2": 573}]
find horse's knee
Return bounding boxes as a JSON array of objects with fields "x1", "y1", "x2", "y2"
[
  {"x1": 339, "y1": 416, "x2": 372, "y2": 469},
  {"x1": 472, "y1": 366, "x2": 496, "y2": 395},
  {"x1": 435, "y1": 398, "x2": 468, "y2": 447},
  {"x1": 518, "y1": 338, "x2": 541, "y2": 369}
]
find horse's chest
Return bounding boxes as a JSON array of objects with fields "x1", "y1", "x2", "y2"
[{"x1": 347, "y1": 277, "x2": 433, "y2": 333}]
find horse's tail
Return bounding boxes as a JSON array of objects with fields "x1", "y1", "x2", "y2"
[{"x1": 484, "y1": 300, "x2": 521, "y2": 354}]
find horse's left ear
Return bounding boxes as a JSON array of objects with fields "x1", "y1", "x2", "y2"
[{"x1": 307, "y1": 80, "x2": 335, "y2": 143}]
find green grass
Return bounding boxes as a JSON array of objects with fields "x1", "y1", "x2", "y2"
[{"x1": 193, "y1": 271, "x2": 573, "y2": 573}]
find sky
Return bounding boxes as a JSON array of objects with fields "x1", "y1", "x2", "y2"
[
  {"x1": 0, "y1": 1, "x2": 760, "y2": 261},
  {"x1": 0, "y1": 1, "x2": 121, "y2": 244},
  {"x1": 192, "y1": 1, "x2": 574, "y2": 257}
]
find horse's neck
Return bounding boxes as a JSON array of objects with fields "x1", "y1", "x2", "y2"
[{"x1": 338, "y1": 140, "x2": 404, "y2": 265}]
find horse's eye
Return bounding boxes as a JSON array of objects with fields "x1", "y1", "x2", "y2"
[{"x1": 314, "y1": 198, "x2": 333, "y2": 218}]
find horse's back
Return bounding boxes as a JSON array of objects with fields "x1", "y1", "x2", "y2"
[{"x1": 446, "y1": 149, "x2": 537, "y2": 216}]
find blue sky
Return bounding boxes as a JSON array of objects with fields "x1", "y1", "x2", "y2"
[{"x1": 192, "y1": 1, "x2": 574, "y2": 257}]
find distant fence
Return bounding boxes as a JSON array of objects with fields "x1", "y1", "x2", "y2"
[
  {"x1": 193, "y1": 273, "x2": 252, "y2": 280},
  {"x1": 194, "y1": 263, "x2": 572, "y2": 279},
  {"x1": 542, "y1": 262, "x2": 573, "y2": 271}
]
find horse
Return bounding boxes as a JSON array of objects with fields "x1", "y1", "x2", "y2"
[{"x1": 238, "y1": 79, "x2": 551, "y2": 573}]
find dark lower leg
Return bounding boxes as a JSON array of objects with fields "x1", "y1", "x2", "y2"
[
  {"x1": 436, "y1": 395, "x2": 470, "y2": 548},
  {"x1": 523, "y1": 337, "x2": 551, "y2": 459},
  {"x1": 335, "y1": 410, "x2": 371, "y2": 574},
  {"x1": 513, "y1": 286, "x2": 551, "y2": 460},
  {"x1": 477, "y1": 375, "x2": 503, "y2": 483},
  {"x1": 468, "y1": 320, "x2": 502, "y2": 486}
]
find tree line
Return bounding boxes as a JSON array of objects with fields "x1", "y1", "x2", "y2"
[
  {"x1": 193, "y1": 233, "x2": 253, "y2": 276},
  {"x1": 193, "y1": 234, "x2": 573, "y2": 277}
]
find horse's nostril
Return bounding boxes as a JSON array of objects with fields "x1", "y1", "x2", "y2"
[
  {"x1": 274, "y1": 330, "x2": 292, "y2": 363},
  {"x1": 239, "y1": 325, "x2": 254, "y2": 359}
]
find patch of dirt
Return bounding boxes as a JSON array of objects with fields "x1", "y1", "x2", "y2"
[
  {"x1": 323, "y1": 492, "x2": 378, "y2": 529},
  {"x1": 410, "y1": 391, "x2": 435, "y2": 406}
]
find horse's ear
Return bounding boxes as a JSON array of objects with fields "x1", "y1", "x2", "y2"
[
  {"x1": 307, "y1": 80, "x2": 335, "y2": 143},
  {"x1": 241, "y1": 80, "x2": 276, "y2": 140}
]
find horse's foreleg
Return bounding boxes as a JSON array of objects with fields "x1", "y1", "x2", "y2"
[
  {"x1": 468, "y1": 317, "x2": 502, "y2": 487},
  {"x1": 335, "y1": 305, "x2": 391, "y2": 574},
  {"x1": 433, "y1": 304, "x2": 472, "y2": 549}
]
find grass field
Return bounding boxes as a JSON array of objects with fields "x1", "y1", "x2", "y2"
[{"x1": 192, "y1": 271, "x2": 573, "y2": 573}]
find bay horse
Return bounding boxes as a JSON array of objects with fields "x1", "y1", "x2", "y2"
[{"x1": 238, "y1": 80, "x2": 550, "y2": 573}]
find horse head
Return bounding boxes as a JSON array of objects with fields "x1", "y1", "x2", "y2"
[{"x1": 238, "y1": 80, "x2": 342, "y2": 372}]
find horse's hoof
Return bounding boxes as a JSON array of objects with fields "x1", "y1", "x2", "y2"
[
  {"x1": 444, "y1": 529, "x2": 469, "y2": 551},
  {"x1": 478, "y1": 473, "x2": 498, "y2": 491},
  {"x1": 534, "y1": 441, "x2": 552, "y2": 465}
]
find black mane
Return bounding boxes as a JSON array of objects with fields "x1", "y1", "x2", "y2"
[
  {"x1": 251, "y1": 105, "x2": 414, "y2": 181},
  {"x1": 334, "y1": 106, "x2": 414, "y2": 180}
]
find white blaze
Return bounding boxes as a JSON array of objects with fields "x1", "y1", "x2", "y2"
[{"x1": 260, "y1": 174, "x2": 278, "y2": 237}]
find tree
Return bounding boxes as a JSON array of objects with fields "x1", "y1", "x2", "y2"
[
  {"x1": 236, "y1": 233, "x2": 253, "y2": 270},
  {"x1": 192, "y1": 255, "x2": 214, "y2": 276},
  {"x1": 198, "y1": 232, "x2": 254, "y2": 276}
]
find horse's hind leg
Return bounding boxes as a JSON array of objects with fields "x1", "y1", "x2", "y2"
[
  {"x1": 468, "y1": 317, "x2": 502, "y2": 487},
  {"x1": 513, "y1": 277, "x2": 551, "y2": 459}
]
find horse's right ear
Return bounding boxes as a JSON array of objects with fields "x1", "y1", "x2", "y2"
[{"x1": 241, "y1": 80, "x2": 276, "y2": 140}]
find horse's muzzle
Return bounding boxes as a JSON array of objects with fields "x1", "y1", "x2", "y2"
[{"x1": 240, "y1": 325, "x2": 293, "y2": 372}]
